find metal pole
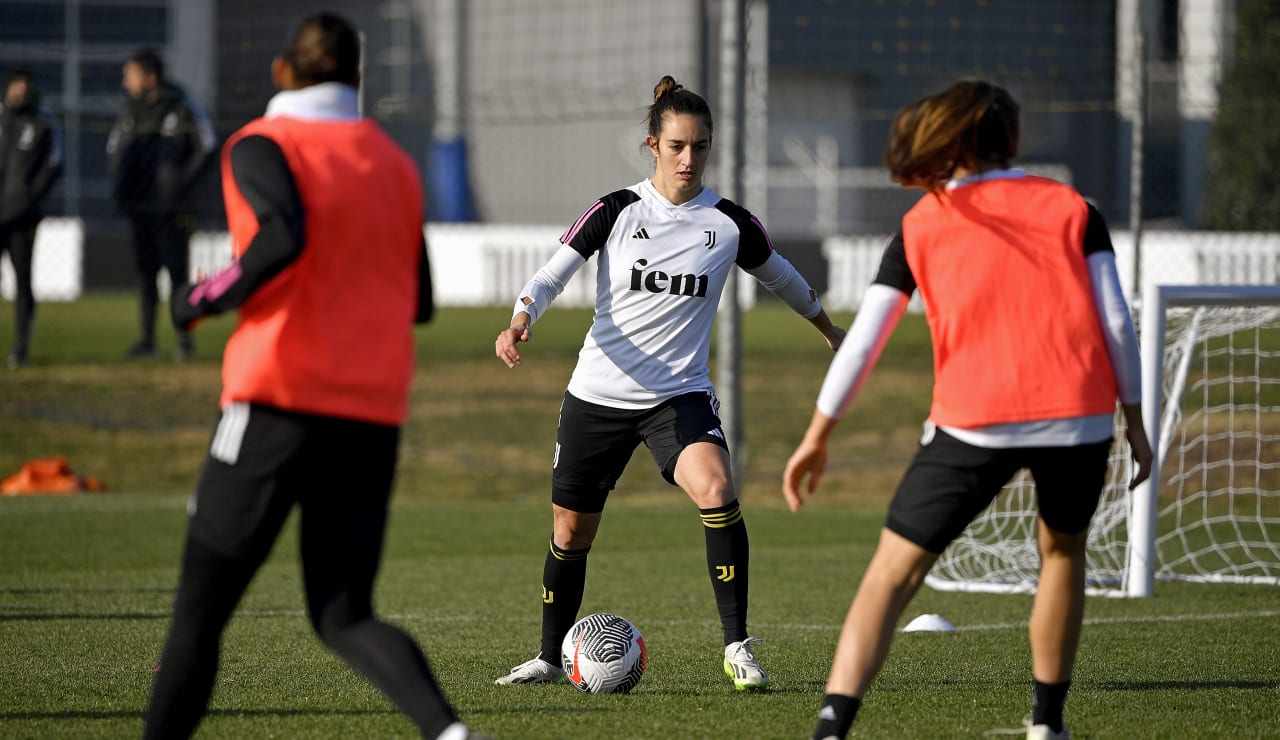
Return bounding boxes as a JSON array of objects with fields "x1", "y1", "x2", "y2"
[
  {"x1": 743, "y1": 0, "x2": 768, "y2": 221},
  {"x1": 1129, "y1": 31, "x2": 1146, "y2": 298},
  {"x1": 716, "y1": 0, "x2": 746, "y2": 480},
  {"x1": 1128, "y1": 281, "x2": 1164, "y2": 597},
  {"x1": 63, "y1": 0, "x2": 81, "y2": 216},
  {"x1": 425, "y1": 0, "x2": 462, "y2": 142},
  {"x1": 357, "y1": 30, "x2": 366, "y2": 116}
]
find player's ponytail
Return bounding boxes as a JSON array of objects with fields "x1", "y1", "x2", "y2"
[
  {"x1": 884, "y1": 79, "x2": 1019, "y2": 193},
  {"x1": 645, "y1": 75, "x2": 713, "y2": 140}
]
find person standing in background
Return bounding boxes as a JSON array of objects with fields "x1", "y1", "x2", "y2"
[
  {"x1": 0, "y1": 67, "x2": 62, "y2": 369},
  {"x1": 107, "y1": 48, "x2": 214, "y2": 361}
]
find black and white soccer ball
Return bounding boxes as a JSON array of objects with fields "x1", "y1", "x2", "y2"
[{"x1": 560, "y1": 612, "x2": 647, "y2": 694}]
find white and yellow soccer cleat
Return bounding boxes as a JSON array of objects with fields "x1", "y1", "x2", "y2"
[
  {"x1": 494, "y1": 653, "x2": 566, "y2": 686},
  {"x1": 723, "y1": 637, "x2": 771, "y2": 691}
]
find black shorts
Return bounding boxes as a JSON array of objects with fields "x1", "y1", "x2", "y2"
[
  {"x1": 551, "y1": 391, "x2": 729, "y2": 513},
  {"x1": 886, "y1": 426, "x2": 1112, "y2": 554},
  {"x1": 190, "y1": 402, "x2": 399, "y2": 564}
]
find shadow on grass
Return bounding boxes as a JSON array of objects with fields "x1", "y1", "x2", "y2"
[
  {"x1": 206, "y1": 707, "x2": 399, "y2": 718},
  {"x1": 0, "y1": 710, "x2": 146, "y2": 721},
  {"x1": 0, "y1": 707, "x2": 399, "y2": 721},
  {"x1": 1, "y1": 586, "x2": 173, "y2": 595},
  {"x1": 0, "y1": 610, "x2": 170, "y2": 621},
  {"x1": 470, "y1": 704, "x2": 613, "y2": 717},
  {"x1": 1094, "y1": 679, "x2": 1277, "y2": 691},
  {"x1": 635, "y1": 683, "x2": 828, "y2": 696}
]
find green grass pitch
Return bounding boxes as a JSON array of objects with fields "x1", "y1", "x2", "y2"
[{"x1": 1, "y1": 293, "x2": 1277, "y2": 738}]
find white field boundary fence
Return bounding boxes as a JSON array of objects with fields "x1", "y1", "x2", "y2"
[
  {"x1": 6, "y1": 223, "x2": 1278, "y2": 308},
  {"x1": 191, "y1": 224, "x2": 760, "y2": 310},
  {"x1": 823, "y1": 230, "x2": 1280, "y2": 311},
  {"x1": 0, "y1": 217, "x2": 84, "y2": 301},
  {"x1": 190, "y1": 225, "x2": 600, "y2": 308}
]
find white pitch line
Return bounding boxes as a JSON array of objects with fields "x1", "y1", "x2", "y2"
[
  {"x1": 376, "y1": 610, "x2": 1280, "y2": 633},
  {"x1": 2, "y1": 608, "x2": 1277, "y2": 633},
  {"x1": 620, "y1": 610, "x2": 1280, "y2": 634},
  {"x1": 948, "y1": 609, "x2": 1280, "y2": 633}
]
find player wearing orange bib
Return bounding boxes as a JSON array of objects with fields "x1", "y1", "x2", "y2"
[
  {"x1": 783, "y1": 81, "x2": 1154, "y2": 740},
  {"x1": 143, "y1": 14, "x2": 485, "y2": 740}
]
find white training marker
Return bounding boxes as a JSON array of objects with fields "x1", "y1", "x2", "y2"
[{"x1": 902, "y1": 613, "x2": 957, "y2": 632}]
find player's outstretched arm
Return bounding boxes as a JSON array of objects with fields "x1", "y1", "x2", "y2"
[
  {"x1": 782, "y1": 410, "x2": 839, "y2": 512},
  {"x1": 495, "y1": 312, "x2": 532, "y2": 368},
  {"x1": 807, "y1": 309, "x2": 846, "y2": 352},
  {"x1": 496, "y1": 244, "x2": 588, "y2": 368}
]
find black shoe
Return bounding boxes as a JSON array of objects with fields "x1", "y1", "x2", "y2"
[
  {"x1": 126, "y1": 340, "x2": 159, "y2": 360},
  {"x1": 7, "y1": 351, "x2": 25, "y2": 369}
]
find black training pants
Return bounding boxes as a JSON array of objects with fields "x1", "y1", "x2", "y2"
[
  {"x1": 0, "y1": 223, "x2": 36, "y2": 354},
  {"x1": 129, "y1": 212, "x2": 189, "y2": 343},
  {"x1": 143, "y1": 403, "x2": 457, "y2": 739}
]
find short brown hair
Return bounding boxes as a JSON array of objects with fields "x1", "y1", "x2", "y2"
[{"x1": 884, "y1": 80, "x2": 1020, "y2": 193}]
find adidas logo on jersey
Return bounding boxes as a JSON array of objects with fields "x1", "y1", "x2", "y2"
[
  {"x1": 629, "y1": 259, "x2": 708, "y2": 298},
  {"x1": 632, "y1": 227, "x2": 650, "y2": 239}
]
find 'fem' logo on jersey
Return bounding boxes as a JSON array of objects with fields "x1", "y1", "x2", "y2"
[{"x1": 629, "y1": 259, "x2": 709, "y2": 298}]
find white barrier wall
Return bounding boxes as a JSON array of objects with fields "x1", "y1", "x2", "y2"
[
  {"x1": 0, "y1": 218, "x2": 84, "y2": 302},
  {"x1": 190, "y1": 224, "x2": 760, "y2": 310},
  {"x1": 9, "y1": 222, "x2": 1275, "y2": 310},
  {"x1": 822, "y1": 230, "x2": 1280, "y2": 313},
  {"x1": 424, "y1": 224, "x2": 597, "y2": 307},
  {"x1": 190, "y1": 224, "x2": 598, "y2": 308}
]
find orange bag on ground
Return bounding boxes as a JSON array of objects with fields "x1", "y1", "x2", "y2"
[{"x1": 1, "y1": 456, "x2": 107, "y2": 496}]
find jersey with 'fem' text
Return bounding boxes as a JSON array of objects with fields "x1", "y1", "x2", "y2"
[{"x1": 559, "y1": 179, "x2": 774, "y2": 409}]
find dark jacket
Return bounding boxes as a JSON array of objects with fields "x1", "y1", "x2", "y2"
[
  {"x1": 107, "y1": 82, "x2": 214, "y2": 215},
  {"x1": 0, "y1": 96, "x2": 62, "y2": 228}
]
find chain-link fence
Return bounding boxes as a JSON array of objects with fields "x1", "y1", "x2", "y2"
[{"x1": 0, "y1": 0, "x2": 1268, "y2": 309}]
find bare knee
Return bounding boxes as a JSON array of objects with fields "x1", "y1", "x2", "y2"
[
  {"x1": 863, "y1": 529, "x2": 937, "y2": 596},
  {"x1": 674, "y1": 443, "x2": 736, "y2": 508},
  {"x1": 1038, "y1": 521, "x2": 1089, "y2": 559},
  {"x1": 687, "y1": 475, "x2": 734, "y2": 509},
  {"x1": 552, "y1": 506, "x2": 601, "y2": 550},
  {"x1": 863, "y1": 554, "x2": 930, "y2": 597}
]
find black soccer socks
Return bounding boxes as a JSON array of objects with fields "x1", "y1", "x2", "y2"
[
  {"x1": 1032, "y1": 678, "x2": 1071, "y2": 732},
  {"x1": 701, "y1": 500, "x2": 750, "y2": 645},
  {"x1": 540, "y1": 540, "x2": 591, "y2": 660},
  {"x1": 812, "y1": 693, "x2": 861, "y2": 739}
]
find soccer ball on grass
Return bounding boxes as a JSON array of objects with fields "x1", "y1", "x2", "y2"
[{"x1": 560, "y1": 613, "x2": 647, "y2": 694}]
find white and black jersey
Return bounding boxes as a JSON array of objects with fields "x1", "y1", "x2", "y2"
[{"x1": 517, "y1": 178, "x2": 821, "y2": 410}]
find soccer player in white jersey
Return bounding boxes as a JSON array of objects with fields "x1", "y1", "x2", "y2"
[
  {"x1": 782, "y1": 80, "x2": 1154, "y2": 740},
  {"x1": 494, "y1": 75, "x2": 846, "y2": 691}
]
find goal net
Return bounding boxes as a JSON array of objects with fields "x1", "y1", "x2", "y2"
[{"x1": 925, "y1": 284, "x2": 1280, "y2": 597}]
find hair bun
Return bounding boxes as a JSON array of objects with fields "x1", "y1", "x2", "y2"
[{"x1": 653, "y1": 75, "x2": 683, "y2": 102}]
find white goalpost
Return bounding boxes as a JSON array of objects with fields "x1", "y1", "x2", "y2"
[{"x1": 925, "y1": 283, "x2": 1280, "y2": 597}]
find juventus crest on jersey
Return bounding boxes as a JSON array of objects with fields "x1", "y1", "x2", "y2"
[{"x1": 558, "y1": 179, "x2": 776, "y2": 410}]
